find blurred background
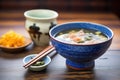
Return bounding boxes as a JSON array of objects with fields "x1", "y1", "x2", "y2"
[{"x1": 0, "y1": 0, "x2": 120, "y2": 18}]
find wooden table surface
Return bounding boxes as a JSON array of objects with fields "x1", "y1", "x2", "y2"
[{"x1": 0, "y1": 11, "x2": 120, "y2": 80}]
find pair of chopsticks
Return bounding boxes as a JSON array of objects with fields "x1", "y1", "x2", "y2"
[{"x1": 23, "y1": 45, "x2": 55, "y2": 68}]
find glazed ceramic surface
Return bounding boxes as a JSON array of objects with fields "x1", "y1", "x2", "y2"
[
  {"x1": 23, "y1": 54, "x2": 51, "y2": 71},
  {"x1": 24, "y1": 9, "x2": 58, "y2": 46},
  {"x1": 49, "y1": 22, "x2": 113, "y2": 70}
]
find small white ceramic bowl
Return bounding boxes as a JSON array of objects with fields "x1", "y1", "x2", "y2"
[{"x1": 23, "y1": 54, "x2": 51, "y2": 71}]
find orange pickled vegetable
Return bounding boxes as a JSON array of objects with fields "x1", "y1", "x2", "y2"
[
  {"x1": 0, "y1": 30, "x2": 25, "y2": 47},
  {"x1": 72, "y1": 37, "x2": 82, "y2": 43}
]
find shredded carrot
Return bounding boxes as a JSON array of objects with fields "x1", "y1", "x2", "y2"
[{"x1": 0, "y1": 30, "x2": 25, "y2": 47}]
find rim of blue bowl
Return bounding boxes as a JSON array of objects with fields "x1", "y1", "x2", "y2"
[
  {"x1": 23, "y1": 54, "x2": 51, "y2": 68},
  {"x1": 49, "y1": 21, "x2": 114, "y2": 46}
]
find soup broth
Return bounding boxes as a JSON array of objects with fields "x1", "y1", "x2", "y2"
[{"x1": 55, "y1": 28, "x2": 108, "y2": 44}]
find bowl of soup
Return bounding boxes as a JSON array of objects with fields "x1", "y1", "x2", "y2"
[{"x1": 49, "y1": 22, "x2": 113, "y2": 70}]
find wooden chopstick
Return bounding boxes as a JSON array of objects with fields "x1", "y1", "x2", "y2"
[{"x1": 23, "y1": 45, "x2": 55, "y2": 68}]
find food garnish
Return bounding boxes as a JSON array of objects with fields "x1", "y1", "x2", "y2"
[
  {"x1": 0, "y1": 30, "x2": 25, "y2": 47},
  {"x1": 32, "y1": 60, "x2": 45, "y2": 66}
]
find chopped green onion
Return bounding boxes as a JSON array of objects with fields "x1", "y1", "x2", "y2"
[
  {"x1": 95, "y1": 31, "x2": 101, "y2": 35},
  {"x1": 85, "y1": 37, "x2": 92, "y2": 41},
  {"x1": 78, "y1": 40, "x2": 85, "y2": 43},
  {"x1": 32, "y1": 60, "x2": 45, "y2": 66}
]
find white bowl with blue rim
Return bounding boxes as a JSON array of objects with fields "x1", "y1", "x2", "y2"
[{"x1": 23, "y1": 54, "x2": 51, "y2": 71}]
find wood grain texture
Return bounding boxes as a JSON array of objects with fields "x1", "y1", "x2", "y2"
[
  {"x1": 0, "y1": 12, "x2": 120, "y2": 50},
  {"x1": 0, "y1": 11, "x2": 120, "y2": 80},
  {"x1": 0, "y1": 0, "x2": 119, "y2": 17},
  {"x1": 0, "y1": 0, "x2": 113, "y2": 12}
]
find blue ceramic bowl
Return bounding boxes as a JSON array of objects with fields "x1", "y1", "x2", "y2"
[
  {"x1": 49, "y1": 22, "x2": 113, "y2": 70},
  {"x1": 23, "y1": 54, "x2": 51, "y2": 71}
]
